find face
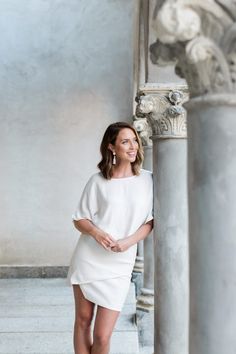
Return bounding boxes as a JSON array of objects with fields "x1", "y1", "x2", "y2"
[{"x1": 109, "y1": 128, "x2": 139, "y2": 164}]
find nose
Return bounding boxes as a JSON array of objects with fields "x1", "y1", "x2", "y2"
[
  {"x1": 129, "y1": 142, "x2": 135, "y2": 150},
  {"x1": 130, "y1": 140, "x2": 137, "y2": 150}
]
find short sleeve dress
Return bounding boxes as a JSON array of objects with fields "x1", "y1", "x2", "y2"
[{"x1": 67, "y1": 168, "x2": 153, "y2": 311}]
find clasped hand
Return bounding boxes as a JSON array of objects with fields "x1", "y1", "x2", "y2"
[
  {"x1": 110, "y1": 238, "x2": 131, "y2": 252},
  {"x1": 94, "y1": 232, "x2": 131, "y2": 252}
]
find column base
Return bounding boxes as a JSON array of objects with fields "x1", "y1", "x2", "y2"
[
  {"x1": 133, "y1": 256, "x2": 144, "y2": 273},
  {"x1": 136, "y1": 287, "x2": 154, "y2": 312}
]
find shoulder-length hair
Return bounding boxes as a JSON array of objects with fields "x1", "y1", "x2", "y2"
[{"x1": 97, "y1": 122, "x2": 144, "y2": 180}]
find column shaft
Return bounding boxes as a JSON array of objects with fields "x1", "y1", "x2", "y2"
[
  {"x1": 136, "y1": 145, "x2": 154, "y2": 307},
  {"x1": 153, "y1": 138, "x2": 189, "y2": 354},
  {"x1": 143, "y1": 145, "x2": 154, "y2": 291},
  {"x1": 187, "y1": 99, "x2": 236, "y2": 354}
]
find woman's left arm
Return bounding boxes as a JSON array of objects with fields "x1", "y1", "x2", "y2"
[{"x1": 111, "y1": 220, "x2": 153, "y2": 253}]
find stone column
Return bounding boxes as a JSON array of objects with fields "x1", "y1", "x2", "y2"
[
  {"x1": 151, "y1": 2, "x2": 236, "y2": 354},
  {"x1": 132, "y1": 118, "x2": 151, "y2": 296},
  {"x1": 133, "y1": 115, "x2": 155, "y2": 348},
  {"x1": 133, "y1": 117, "x2": 154, "y2": 310},
  {"x1": 132, "y1": 240, "x2": 144, "y2": 297},
  {"x1": 133, "y1": 243, "x2": 144, "y2": 274},
  {"x1": 137, "y1": 87, "x2": 189, "y2": 354},
  {"x1": 132, "y1": 0, "x2": 148, "y2": 281}
]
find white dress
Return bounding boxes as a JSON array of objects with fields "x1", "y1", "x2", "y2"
[{"x1": 67, "y1": 168, "x2": 153, "y2": 311}]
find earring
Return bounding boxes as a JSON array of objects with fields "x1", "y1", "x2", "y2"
[{"x1": 112, "y1": 152, "x2": 116, "y2": 165}]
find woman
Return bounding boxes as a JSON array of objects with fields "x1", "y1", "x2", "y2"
[{"x1": 67, "y1": 121, "x2": 153, "y2": 354}]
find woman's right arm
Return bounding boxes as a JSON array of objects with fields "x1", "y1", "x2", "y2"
[{"x1": 73, "y1": 219, "x2": 116, "y2": 250}]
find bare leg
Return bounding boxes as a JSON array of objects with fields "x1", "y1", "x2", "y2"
[
  {"x1": 73, "y1": 285, "x2": 95, "y2": 354},
  {"x1": 91, "y1": 306, "x2": 120, "y2": 354}
]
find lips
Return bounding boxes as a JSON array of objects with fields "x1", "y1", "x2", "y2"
[{"x1": 127, "y1": 152, "x2": 136, "y2": 157}]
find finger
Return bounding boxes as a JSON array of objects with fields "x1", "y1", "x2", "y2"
[
  {"x1": 106, "y1": 237, "x2": 116, "y2": 245},
  {"x1": 106, "y1": 234, "x2": 116, "y2": 242},
  {"x1": 106, "y1": 240, "x2": 114, "y2": 248},
  {"x1": 102, "y1": 238, "x2": 111, "y2": 246},
  {"x1": 102, "y1": 242, "x2": 110, "y2": 250},
  {"x1": 107, "y1": 240, "x2": 117, "y2": 248}
]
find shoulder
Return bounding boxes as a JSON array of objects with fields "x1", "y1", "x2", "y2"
[
  {"x1": 86, "y1": 171, "x2": 105, "y2": 185},
  {"x1": 137, "y1": 169, "x2": 153, "y2": 189}
]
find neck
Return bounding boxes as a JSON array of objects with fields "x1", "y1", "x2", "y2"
[{"x1": 112, "y1": 162, "x2": 133, "y2": 178}]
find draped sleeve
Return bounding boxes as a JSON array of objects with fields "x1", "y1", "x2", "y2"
[
  {"x1": 72, "y1": 174, "x2": 99, "y2": 223},
  {"x1": 144, "y1": 172, "x2": 154, "y2": 224}
]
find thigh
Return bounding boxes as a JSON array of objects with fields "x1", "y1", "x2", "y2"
[
  {"x1": 93, "y1": 305, "x2": 120, "y2": 338},
  {"x1": 73, "y1": 285, "x2": 95, "y2": 322}
]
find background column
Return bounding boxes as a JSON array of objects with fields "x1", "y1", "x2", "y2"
[
  {"x1": 150, "y1": 2, "x2": 236, "y2": 353},
  {"x1": 137, "y1": 87, "x2": 189, "y2": 354},
  {"x1": 134, "y1": 117, "x2": 154, "y2": 348}
]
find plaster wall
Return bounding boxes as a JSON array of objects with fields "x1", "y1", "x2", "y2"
[{"x1": 0, "y1": 0, "x2": 135, "y2": 266}]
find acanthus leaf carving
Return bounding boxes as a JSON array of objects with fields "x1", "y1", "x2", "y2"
[
  {"x1": 153, "y1": 1, "x2": 201, "y2": 44},
  {"x1": 133, "y1": 115, "x2": 153, "y2": 147},
  {"x1": 185, "y1": 35, "x2": 233, "y2": 94},
  {"x1": 151, "y1": 0, "x2": 236, "y2": 97},
  {"x1": 135, "y1": 90, "x2": 188, "y2": 139}
]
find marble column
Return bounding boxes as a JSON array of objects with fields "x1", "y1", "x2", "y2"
[
  {"x1": 133, "y1": 243, "x2": 144, "y2": 274},
  {"x1": 137, "y1": 87, "x2": 189, "y2": 354},
  {"x1": 133, "y1": 116, "x2": 155, "y2": 347},
  {"x1": 132, "y1": 237, "x2": 144, "y2": 297},
  {"x1": 137, "y1": 145, "x2": 154, "y2": 311},
  {"x1": 151, "y1": 1, "x2": 236, "y2": 354},
  {"x1": 132, "y1": 118, "x2": 151, "y2": 296},
  {"x1": 134, "y1": 116, "x2": 154, "y2": 311},
  {"x1": 132, "y1": 0, "x2": 150, "y2": 295}
]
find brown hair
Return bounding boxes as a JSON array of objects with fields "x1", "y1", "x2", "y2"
[{"x1": 97, "y1": 122, "x2": 144, "y2": 180}]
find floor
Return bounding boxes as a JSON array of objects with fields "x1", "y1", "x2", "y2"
[{"x1": 0, "y1": 278, "x2": 139, "y2": 354}]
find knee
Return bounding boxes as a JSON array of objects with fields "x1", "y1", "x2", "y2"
[
  {"x1": 93, "y1": 332, "x2": 111, "y2": 347},
  {"x1": 75, "y1": 312, "x2": 93, "y2": 330}
]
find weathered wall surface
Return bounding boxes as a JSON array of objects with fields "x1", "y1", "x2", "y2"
[{"x1": 0, "y1": 0, "x2": 135, "y2": 266}]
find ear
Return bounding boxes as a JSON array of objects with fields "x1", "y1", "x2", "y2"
[{"x1": 108, "y1": 143, "x2": 115, "y2": 153}]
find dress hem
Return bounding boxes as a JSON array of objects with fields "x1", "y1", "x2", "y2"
[
  {"x1": 79, "y1": 284, "x2": 122, "y2": 312},
  {"x1": 68, "y1": 273, "x2": 132, "y2": 286}
]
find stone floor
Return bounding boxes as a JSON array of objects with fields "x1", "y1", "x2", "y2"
[{"x1": 0, "y1": 278, "x2": 139, "y2": 354}]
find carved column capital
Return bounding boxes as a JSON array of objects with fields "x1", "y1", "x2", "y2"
[
  {"x1": 136, "y1": 87, "x2": 188, "y2": 139},
  {"x1": 133, "y1": 116, "x2": 153, "y2": 147},
  {"x1": 151, "y1": 0, "x2": 236, "y2": 97}
]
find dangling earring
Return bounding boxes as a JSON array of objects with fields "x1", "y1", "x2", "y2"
[{"x1": 112, "y1": 152, "x2": 116, "y2": 165}]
